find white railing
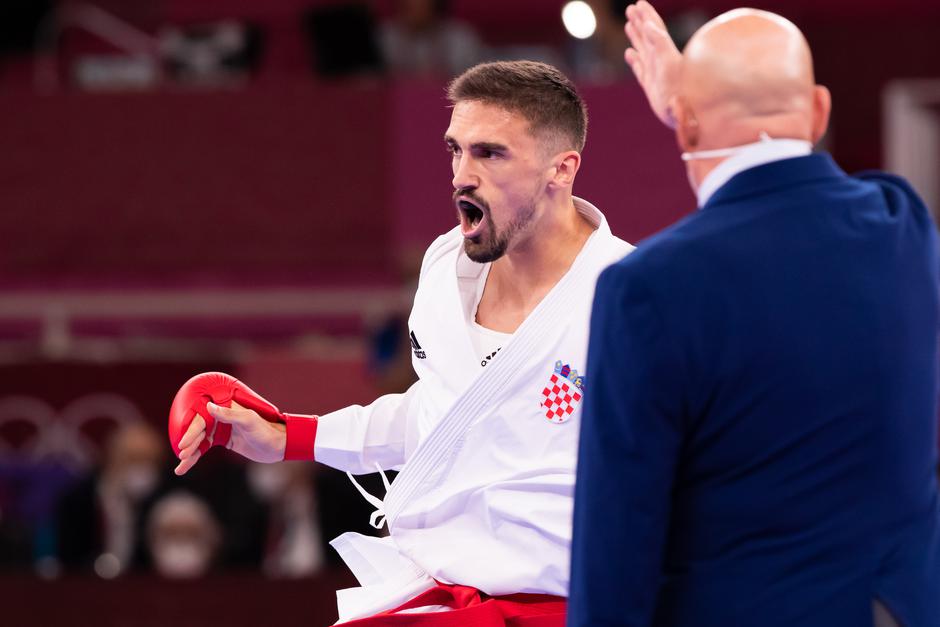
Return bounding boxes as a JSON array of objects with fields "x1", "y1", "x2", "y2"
[
  {"x1": 0, "y1": 286, "x2": 412, "y2": 359},
  {"x1": 883, "y1": 79, "x2": 940, "y2": 221}
]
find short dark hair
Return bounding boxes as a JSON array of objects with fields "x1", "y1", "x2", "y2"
[{"x1": 447, "y1": 60, "x2": 588, "y2": 153}]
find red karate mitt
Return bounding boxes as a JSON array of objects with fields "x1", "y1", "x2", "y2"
[{"x1": 168, "y1": 372, "x2": 317, "y2": 461}]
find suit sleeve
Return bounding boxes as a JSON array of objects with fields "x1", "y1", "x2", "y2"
[
  {"x1": 313, "y1": 380, "x2": 420, "y2": 474},
  {"x1": 568, "y1": 265, "x2": 686, "y2": 626}
]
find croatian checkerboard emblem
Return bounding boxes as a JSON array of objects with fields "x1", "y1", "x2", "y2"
[{"x1": 540, "y1": 360, "x2": 584, "y2": 424}]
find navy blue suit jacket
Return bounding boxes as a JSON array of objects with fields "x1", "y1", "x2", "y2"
[{"x1": 569, "y1": 154, "x2": 940, "y2": 626}]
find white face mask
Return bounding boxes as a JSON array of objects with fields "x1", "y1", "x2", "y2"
[
  {"x1": 153, "y1": 540, "x2": 212, "y2": 579},
  {"x1": 681, "y1": 131, "x2": 776, "y2": 161},
  {"x1": 122, "y1": 465, "x2": 158, "y2": 501},
  {"x1": 247, "y1": 463, "x2": 290, "y2": 501}
]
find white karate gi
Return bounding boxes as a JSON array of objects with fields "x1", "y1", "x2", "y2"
[{"x1": 314, "y1": 198, "x2": 633, "y2": 622}]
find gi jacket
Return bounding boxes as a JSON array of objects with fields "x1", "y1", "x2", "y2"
[{"x1": 315, "y1": 198, "x2": 633, "y2": 621}]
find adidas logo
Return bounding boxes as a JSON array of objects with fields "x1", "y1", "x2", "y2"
[{"x1": 410, "y1": 331, "x2": 426, "y2": 359}]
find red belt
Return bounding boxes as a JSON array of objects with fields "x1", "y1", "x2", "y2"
[{"x1": 339, "y1": 581, "x2": 567, "y2": 626}]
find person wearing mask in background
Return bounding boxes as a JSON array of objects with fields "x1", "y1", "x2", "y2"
[
  {"x1": 569, "y1": 3, "x2": 939, "y2": 626},
  {"x1": 56, "y1": 421, "x2": 164, "y2": 577},
  {"x1": 379, "y1": 0, "x2": 485, "y2": 78},
  {"x1": 245, "y1": 461, "x2": 325, "y2": 579},
  {"x1": 147, "y1": 490, "x2": 221, "y2": 579}
]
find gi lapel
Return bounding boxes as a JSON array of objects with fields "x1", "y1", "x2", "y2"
[{"x1": 383, "y1": 219, "x2": 614, "y2": 527}]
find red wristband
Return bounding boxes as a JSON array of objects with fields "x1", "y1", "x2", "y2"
[{"x1": 283, "y1": 413, "x2": 318, "y2": 461}]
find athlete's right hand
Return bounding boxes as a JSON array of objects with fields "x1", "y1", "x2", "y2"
[
  {"x1": 174, "y1": 401, "x2": 287, "y2": 475},
  {"x1": 169, "y1": 372, "x2": 290, "y2": 475}
]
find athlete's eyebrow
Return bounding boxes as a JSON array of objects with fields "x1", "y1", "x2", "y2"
[
  {"x1": 444, "y1": 136, "x2": 509, "y2": 153},
  {"x1": 469, "y1": 141, "x2": 509, "y2": 153}
]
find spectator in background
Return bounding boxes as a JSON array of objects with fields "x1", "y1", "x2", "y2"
[
  {"x1": 239, "y1": 460, "x2": 387, "y2": 575},
  {"x1": 569, "y1": 1, "x2": 632, "y2": 81},
  {"x1": 245, "y1": 461, "x2": 325, "y2": 578},
  {"x1": 368, "y1": 250, "x2": 422, "y2": 397},
  {"x1": 56, "y1": 421, "x2": 164, "y2": 577},
  {"x1": 379, "y1": 0, "x2": 485, "y2": 78},
  {"x1": 147, "y1": 490, "x2": 221, "y2": 579},
  {"x1": 0, "y1": 1, "x2": 52, "y2": 55},
  {"x1": 572, "y1": 1, "x2": 707, "y2": 82}
]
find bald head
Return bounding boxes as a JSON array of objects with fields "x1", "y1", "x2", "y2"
[
  {"x1": 684, "y1": 10, "x2": 815, "y2": 120},
  {"x1": 672, "y1": 9, "x2": 831, "y2": 187}
]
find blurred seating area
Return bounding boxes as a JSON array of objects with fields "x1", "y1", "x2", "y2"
[
  {"x1": 0, "y1": 2, "x2": 939, "y2": 626},
  {"x1": 0, "y1": 358, "x2": 394, "y2": 625}
]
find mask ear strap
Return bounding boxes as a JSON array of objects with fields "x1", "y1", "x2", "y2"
[
  {"x1": 682, "y1": 146, "x2": 742, "y2": 161},
  {"x1": 681, "y1": 132, "x2": 774, "y2": 162}
]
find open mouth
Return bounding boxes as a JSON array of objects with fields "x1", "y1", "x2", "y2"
[{"x1": 457, "y1": 198, "x2": 487, "y2": 238}]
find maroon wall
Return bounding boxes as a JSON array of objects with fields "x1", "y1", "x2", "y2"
[
  {"x1": 2, "y1": 573, "x2": 355, "y2": 627},
  {"x1": 0, "y1": 82, "x2": 395, "y2": 287},
  {"x1": 0, "y1": 81, "x2": 693, "y2": 287}
]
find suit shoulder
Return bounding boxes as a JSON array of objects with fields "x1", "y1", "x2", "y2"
[
  {"x1": 854, "y1": 169, "x2": 921, "y2": 196},
  {"x1": 605, "y1": 213, "x2": 704, "y2": 280},
  {"x1": 853, "y1": 170, "x2": 933, "y2": 222}
]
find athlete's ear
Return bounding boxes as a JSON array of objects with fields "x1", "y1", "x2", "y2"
[{"x1": 548, "y1": 150, "x2": 581, "y2": 191}]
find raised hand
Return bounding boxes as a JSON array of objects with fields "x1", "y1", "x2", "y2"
[{"x1": 624, "y1": 1, "x2": 682, "y2": 129}]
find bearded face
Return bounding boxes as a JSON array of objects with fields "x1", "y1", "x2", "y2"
[
  {"x1": 454, "y1": 188, "x2": 537, "y2": 263},
  {"x1": 445, "y1": 100, "x2": 550, "y2": 264}
]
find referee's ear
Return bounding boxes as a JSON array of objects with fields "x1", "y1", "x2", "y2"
[
  {"x1": 548, "y1": 150, "x2": 582, "y2": 191},
  {"x1": 811, "y1": 85, "x2": 831, "y2": 146}
]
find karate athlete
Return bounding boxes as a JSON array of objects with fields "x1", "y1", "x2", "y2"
[{"x1": 169, "y1": 60, "x2": 633, "y2": 625}]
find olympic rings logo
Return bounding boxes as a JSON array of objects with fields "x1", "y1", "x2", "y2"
[{"x1": 0, "y1": 394, "x2": 146, "y2": 471}]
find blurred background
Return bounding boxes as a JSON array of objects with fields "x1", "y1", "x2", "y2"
[{"x1": 0, "y1": 1, "x2": 938, "y2": 625}]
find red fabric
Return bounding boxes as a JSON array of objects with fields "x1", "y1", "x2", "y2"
[
  {"x1": 339, "y1": 582, "x2": 566, "y2": 626},
  {"x1": 283, "y1": 413, "x2": 318, "y2": 461},
  {"x1": 167, "y1": 371, "x2": 284, "y2": 455}
]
